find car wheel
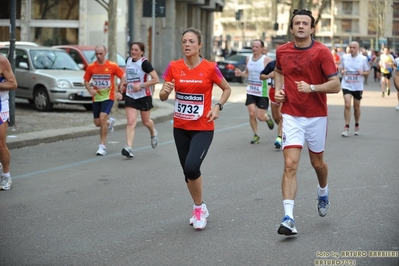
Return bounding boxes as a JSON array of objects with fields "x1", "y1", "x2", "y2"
[
  {"x1": 83, "y1": 104, "x2": 93, "y2": 111},
  {"x1": 33, "y1": 87, "x2": 53, "y2": 111}
]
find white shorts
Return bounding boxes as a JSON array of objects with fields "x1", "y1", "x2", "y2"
[{"x1": 282, "y1": 114, "x2": 327, "y2": 153}]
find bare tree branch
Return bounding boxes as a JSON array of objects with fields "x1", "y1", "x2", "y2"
[{"x1": 95, "y1": 0, "x2": 109, "y2": 11}]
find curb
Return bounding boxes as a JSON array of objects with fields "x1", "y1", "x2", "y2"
[{"x1": 7, "y1": 100, "x2": 174, "y2": 150}]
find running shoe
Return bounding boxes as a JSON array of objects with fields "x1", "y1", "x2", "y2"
[
  {"x1": 317, "y1": 194, "x2": 330, "y2": 217},
  {"x1": 0, "y1": 175, "x2": 12, "y2": 191},
  {"x1": 96, "y1": 144, "x2": 107, "y2": 156},
  {"x1": 382, "y1": 91, "x2": 385, "y2": 97},
  {"x1": 354, "y1": 126, "x2": 360, "y2": 136},
  {"x1": 108, "y1": 117, "x2": 115, "y2": 134},
  {"x1": 277, "y1": 215, "x2": 297, "y2": 236},
  {"x1": 190, "y1": 203, "x2": 209, "y2": 230},
  {"x1": 121, "y1": 145, "x2": 134, "y2": 158},
  {"x1": 250, "y1": 134, "x2": 260, "y2": 144},
  {"x1": 266, "y1": 117, "x2": 275, "y2": 130},
  {"x1": 396, "y1": 105, "x2": 399, "y2": 111},
  {"x1": 274, "y1": 136, "x2": 282, "y2": 149},
  {"x1": 341, "y1": 127, "x2": 350, "y2": 137},
  {"x1": 387, "y1": 87, "x2": 390, "y2": 96},
  {"x1": 151, "y1": 129, "x2": 159, "y2": 148}
]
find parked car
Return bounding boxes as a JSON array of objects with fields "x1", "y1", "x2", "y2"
[
  {"x1": 0, "y1": 45, "x2": 92, "y2": 111},
  {"x1": 0, "y1": 41, "x2": 39, "y2": 48},
  {"x1": 216, "y1": 54, "x2": 248, "y2": 83},
  {"x1": 52, "y1": 45, "x2": 126, "y2": 71}
]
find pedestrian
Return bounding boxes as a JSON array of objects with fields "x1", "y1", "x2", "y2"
[
  {"x1": 274, "y1": 9, "x2": 341, "y2": 236},
  {"x1": 340, "y1": 41, "x2": 370, "y2": 137},
  {"x1": 117, "y1": 42, "x2": 160, "y2": 158},
  {"x1": 234, "y1": 39, "x2": 274, "y2": 144},
  {"x1": 0, "y1": 55, "x2": 18, "y2": 190},
  {"x1": 159, "y1": 27, "x2": 231, "y2": 230},
  {"x1": 260, "y1": 60, "x2": 282, "y2": 149},
  {"x1": 394, "y1": 56, "x2": 399, "y2": 111},
  {"x1": 83, "y1": 44, "x2": 124, "y2": 156},
  {"x1": 379, "y1": 47, "x2": 395, "y2": 97}
]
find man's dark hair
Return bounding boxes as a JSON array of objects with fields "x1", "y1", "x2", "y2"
[{"x1": 289, "y1": 9, "x2": 315, "y2": 29}]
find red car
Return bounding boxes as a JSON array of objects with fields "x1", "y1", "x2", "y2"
[{"x1": 52, "y1": 45, "x2": 126, "y2": 71}]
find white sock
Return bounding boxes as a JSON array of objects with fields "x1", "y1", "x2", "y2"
[
  {"x1": 2, "y1": 172, "x2": 10, "y2": 178},
  {"x1": 283, "y1": 200, "x2": 295, "y2": 219},
  {"x1": 318, "y1": 184, "x2": 329, "y2": 197}
]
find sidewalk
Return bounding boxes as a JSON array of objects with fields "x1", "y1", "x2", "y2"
[{"x1": 7, "y1": 100, "x2": 174, "y2": 150}]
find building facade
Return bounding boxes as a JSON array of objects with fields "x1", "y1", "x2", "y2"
[
  {"x1": 214, "y1": 0, "x2": 398, "y2": 52},
  {"x1": 0, "y1": 0, "x2": 225, "y2": 74}
]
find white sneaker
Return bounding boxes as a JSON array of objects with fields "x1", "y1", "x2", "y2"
[
  {"x1": 121, "y1": 145, "x2": 134, "y2": 158},
  {"x1": 96, "y1": 144, "x2": 107, "y2": 156},
  {"x1": 151, "y1": 129, "x2": 159, "y2": 148},
  {"x1": 108, "y1": 117, "x2": 115, "y2": 133},
  {"x1": 0, "y1": 175, "x2": 12, "y2": 191},
  {"x1": 190, "y1": 203, "x2": 209, "y2": 230},
  {"x1": 341, "y1": 127, "x2": 350, "y2": 137},
  {"x1": 396, "y1": 105, "x2": 399, "y2": 111}
]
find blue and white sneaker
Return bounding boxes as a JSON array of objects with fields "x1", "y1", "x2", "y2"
[
  {"x1": 277, "y1": 215, "x2": 297, "y2": 235},
  {"x1": 108, "y1": 117, "x2": 115, "y2": 134},
  {"x1": 317, "y1": 193, "x2": 330, "y2": 217}
]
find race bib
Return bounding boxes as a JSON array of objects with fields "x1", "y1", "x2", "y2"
[
  {"x1": 92, "y1": 74, "x2": 111, "y2": 89},
  {"x1": 344, "y1": 71, "x2": 360, "y2": 83},
  {"x1": 174, "y1": 92, "x2": 204, "y2": 120}
]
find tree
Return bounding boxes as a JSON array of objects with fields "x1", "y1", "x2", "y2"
[{"x1": 95, "y1": 0, "x2": 120, "y2": 114}]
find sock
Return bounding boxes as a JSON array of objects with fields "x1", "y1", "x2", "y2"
[
  {"x1": 2, "y1": 172, "x2": 10, "y2": 178},
  {"x1": 195, "y1": 201, "x2": 203, "y2": 207},
  {"x1": 345, "y1": 124, "x2": 349, "y2": 129},
  {"x1": 355, "y1": 123, "x2": 359, "y2": 127},
  {"x1": 283, "y1": 200, "x2": 295, "y2": 219},
  {"x1": 318, "y1": 184, "x2": 329, "y2": 197}
]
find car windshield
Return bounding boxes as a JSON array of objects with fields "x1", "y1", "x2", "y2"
[
  {"x1": 30, "y1": 50, "x2": 80, "y2": 70},
  {"x1": 83, "y1": 50, "x2": 126, "y2": 67}
]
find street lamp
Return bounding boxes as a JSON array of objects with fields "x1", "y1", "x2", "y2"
[{"x1": 392, "y1": 4, "x2": 396, "y2": 53}]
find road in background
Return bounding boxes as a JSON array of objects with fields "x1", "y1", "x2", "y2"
[{"x1": 1, "y1": 80, "x2": 398, "y2": 265}]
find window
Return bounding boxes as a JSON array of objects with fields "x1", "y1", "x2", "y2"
[
  {"x1": 69, "y1": 50, "x2": 83, "y2": 65},
  {"x1": 320, "y1": 19, "x2": 331, "y2": 32},
  {"x1": 342, "y1": 20, "x2": 352, "y2": 33},
  {"x1": 32, "y1": 0, "x2": 79, "y2": 20},
  {"x1": 0, "y1": 0, "x2": 22, "y2": 19},
  {"x1": 342, "y1": 2, "x2": 353, "y2": 15},
  {"x1": 31, "y1": 27, "x2": 78, "y2": 46}
]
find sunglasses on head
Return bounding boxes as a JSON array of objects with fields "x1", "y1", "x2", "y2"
[{"x1": 293, "y1": 9, "x2": 312, "y2": 15}]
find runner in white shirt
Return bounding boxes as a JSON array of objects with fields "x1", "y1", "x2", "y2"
[{"x1": 340, "y1": 41, "x2": 370, "y2": 136}]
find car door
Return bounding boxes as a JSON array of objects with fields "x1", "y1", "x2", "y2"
[
  {"x1": 14, "y1": 49, "x2": 33, "y2": 99},
  {"x1": 0, "y1": 48, "x2": 31, "y2": 99}
]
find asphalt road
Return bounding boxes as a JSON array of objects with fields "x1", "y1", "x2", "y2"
[{"x1": 1, "y1": 81, "x2": 398, "y2": 266}]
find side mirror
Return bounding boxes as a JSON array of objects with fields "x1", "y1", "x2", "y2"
[{"x1": 18, "y1": 62, "x2": 29, "y2": 69}]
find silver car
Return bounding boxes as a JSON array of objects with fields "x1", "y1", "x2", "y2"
[{"x1": 0, "y1": 46, "x2": 92, "y2": 111}]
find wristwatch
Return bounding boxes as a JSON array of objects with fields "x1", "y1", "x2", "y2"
[
  {"x1": 215, "y1": 102, "x2": 223, "y2": 111},
  {"x1": 310, "y1": 84, "x2": 315, "y2": 92},
  {"x1": 140, "y1": 83, "x2": 145, "y2": 89}
]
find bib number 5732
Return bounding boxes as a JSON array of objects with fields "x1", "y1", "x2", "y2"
[{"x1": 177, "y1": 103, "x2": 199, "y2": 114}]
